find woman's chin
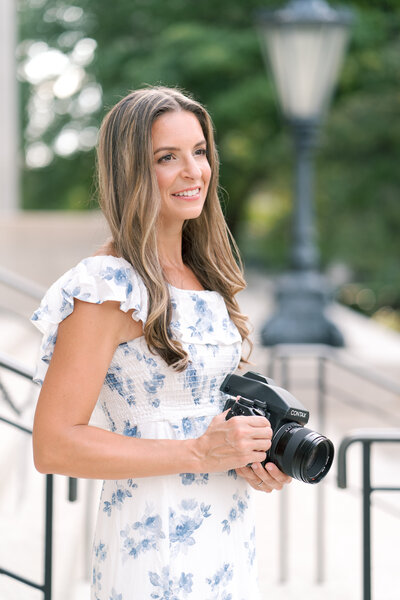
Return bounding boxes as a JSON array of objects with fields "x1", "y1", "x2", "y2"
[{"x1": 160, "y1": 205, "x2": 205, "y2": 226}]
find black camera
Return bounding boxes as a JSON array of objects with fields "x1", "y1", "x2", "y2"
[{"x1": 220, "y1": 371, "x2": 334, "y2": 484}]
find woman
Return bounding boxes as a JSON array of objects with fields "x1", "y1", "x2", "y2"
[{"x1": 32, "y1": 86, "x2": 291, "y2": 600}]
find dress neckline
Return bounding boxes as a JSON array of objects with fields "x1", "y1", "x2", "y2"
[
  {"x1": 168, "y1": 284, "x2": 218, "y2": 295},
  {"x1": 89, "y1": 255, "x2": 219, "y2": 295}
]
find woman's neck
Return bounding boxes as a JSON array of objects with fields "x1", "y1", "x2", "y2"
[
  {"x1": 157, "y1": 227, "x2": 204, "y2": 290},
  {"x1": 157, "y1": 223, "x2": 184, "y2": 270}
]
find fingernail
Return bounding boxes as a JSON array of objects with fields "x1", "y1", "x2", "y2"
[{"x1": 266, "y1": 463, "x2": 274, "y2": 471}]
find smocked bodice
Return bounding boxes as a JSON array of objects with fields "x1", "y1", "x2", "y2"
[{"x1": 31, "y1": 255, "x2": 242, "y2": 438}]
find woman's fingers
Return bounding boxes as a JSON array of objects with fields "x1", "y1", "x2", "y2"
[
  {"x1": 220, "y1": 410, "x2": 271, "y2": 431},
  {"x1": 206, "y1": 413, "x2": 292, "y2": 486},
  {"x1": 251, "y1": 462, "x2": 292, "y2": 491},
  {"x1": 236, "y1": 462, "x2": 292, "y2": 492},
  {"x1": 224, "y1": 417, "x2": 272, "y2": 461},
  {"x1": 196, "y1": 413, "x2": 274, "y2": 472}
]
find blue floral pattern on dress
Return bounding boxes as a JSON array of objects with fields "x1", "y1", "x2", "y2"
[
  {"x1": 184, "y1": 361, "x2": 204, "y2": 405},
  {"x1": 94, "y1": 540, "x2": 108, "y2": 562},
  {"x1": 120, "y1": 505, "x2": 166, "y2": 561},
  {"x1": 244, "y1": 526, "x2": 256, "y2": 567},
  {"x1": 100, "y1": 266, "x2": 133, "y2": 296},
  {"x1": 179, "y1": 472, "x2": 209, "y2": 486},
  {"x1": 92, "y1": 567, "x2": 102, "y2": 592},
  {"x1": 221, "y1": 491, "x2": 250, "y2": 534},
  {"x1": 31, "y1": 256, "x2": 260, "y2": 600},
  {"x1": 122, "y1": 420, "x2": 140, "y2": 437},
  {"x1": 148, "y1": 567, "x2": 194, "y2": 599},
  {"x1": 103, "y1": 480, "x2": 138, "y2": 517},
  {"x1": 143, "y1": 372, "x2": 165, "y2": 408},
  {"x1": 99, "y1": 400, "x2": 117, "y2": 432},
  {"x1": 187, "y1": 295, "x2": 214, "y2": 338},
  {"x1": 169, "y1": 499, "x2": 211, "y2": 556},
  {"x1": 105, "y1": 365, "x2": 136, "y2": 407},
  {"x1": 172, "y1": 416, "x2": 208, "y2": 439},
  {"x1": 92, "y1": 542, "x2": 107, "y2": 596},
  {"x1": 206, "y1": 563, "x2": 233, "y2": 592}
]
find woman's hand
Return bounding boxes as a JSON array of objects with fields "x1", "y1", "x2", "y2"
[
  {"x1": 236, "y1": 462, "x2": 292, "y2": 493},
  {"x1": 193, "y1": 411, "x2": 273, "y2": 473}
]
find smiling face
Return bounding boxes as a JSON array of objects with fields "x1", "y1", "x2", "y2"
[{"x1": 152, "y1": 110, "x2": 212, "y2": 230}]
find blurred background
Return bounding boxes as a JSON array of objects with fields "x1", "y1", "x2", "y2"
[
  {"x1": 7, "y1": 0, "x2": 400, "y2": 328},
  {"x1": 1, "y1": 1, "x2": 400, "y2": 599}
]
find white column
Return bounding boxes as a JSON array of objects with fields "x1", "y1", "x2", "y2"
[{"x1": 0, "y1": 0, "x2": 19, "y2": 213}]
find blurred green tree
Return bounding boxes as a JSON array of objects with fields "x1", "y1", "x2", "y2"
[
  {"x1": 17, "y1": 0, "x2": 400, "y2": 319},
  {"x1": 18, "y1": 0, "x2": 280, "y2": 233}
]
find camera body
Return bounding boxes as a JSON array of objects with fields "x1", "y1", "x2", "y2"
[
  {"x1": 221, "y1": 371, "x2": 310, "y2": 430},
  {"x1": 220, "y1": 371, "x2": 334, "y2": 484}
]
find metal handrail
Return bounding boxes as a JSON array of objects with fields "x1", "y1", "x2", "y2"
[
  {"x1": 0, "y1": 265, "x2": 46, "y2": 301},
  {"x1": 0, "y1": 379, "x2": 21, "y2": 415},
  {"x1": 0, "y1": 352, "x2": 35, "y2": 414},
  {"x1": 267, "y1": 344, "x2": 400, "y2": 586},
  {"x1": 0, "y1": 413, "x2": 54, "y2": 600},
  {"x1": 0, "y1": 272, "x2": 42, "y2": 410},
  {"x1": 337, "y1": 430, "x2": 400, "y2": 600},
  {"x1": 0, "y1": 353, "x2": 78, "y2": 600},
  {"x1": 0, "y1": 351, "x2": 34, "y2": 380},
  {"x1": 269, "y1": 344, "x2": 400, "y2": 396}
]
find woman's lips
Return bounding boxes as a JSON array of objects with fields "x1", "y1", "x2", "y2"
[
  {"x1": 171, "y1": 187, "x2": 201, "y2": 198},
  {"x1": 171, "y1": 187, "x2": 201, "y2": 200}
]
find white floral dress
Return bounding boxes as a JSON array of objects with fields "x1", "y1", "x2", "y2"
[{"x1": 31, "y1": 255, "x2": 260, "y2": 600}]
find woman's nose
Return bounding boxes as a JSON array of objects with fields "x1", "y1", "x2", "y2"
[{"x1": 182, "y1": 155, "x2": 202, "y2": 179}]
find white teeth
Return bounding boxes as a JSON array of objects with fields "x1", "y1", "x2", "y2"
[{"x1": 173, "y1": 188, "x2": 200, "y2": 197}]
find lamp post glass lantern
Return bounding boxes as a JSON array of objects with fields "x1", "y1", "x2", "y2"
[{"x1": 256, "y1": 0, "x2": 353, "y2": 346}]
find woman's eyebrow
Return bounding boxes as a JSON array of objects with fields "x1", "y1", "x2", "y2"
[{"x1": 153, "y1": 140, "x2": 207, "y2": 155}]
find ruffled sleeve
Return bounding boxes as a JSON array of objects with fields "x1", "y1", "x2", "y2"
[{"x1": 31, "y1": 255, "x2": 148, "y2": 385}]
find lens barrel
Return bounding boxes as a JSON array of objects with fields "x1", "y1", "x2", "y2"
[{"x1": 270, "y1": 423, "x2": 334, "y2": 484}]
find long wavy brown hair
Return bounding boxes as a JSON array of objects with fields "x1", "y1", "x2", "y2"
[{"x1": 97, "y1": 86, "x2": 251, "y2": 370}]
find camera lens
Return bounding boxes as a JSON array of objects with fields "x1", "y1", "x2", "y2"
[{"x1": 269, "y1": 423, "x2": 334, "y2": 484}]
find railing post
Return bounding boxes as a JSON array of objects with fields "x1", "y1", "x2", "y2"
[
  {"x1": 0, "y1": 378, "x2": 21, "y2": 414},
  {"x1": 316, "y1": 356, "x2": 327, "y2": 584},
  {"x1": 278, "y1": 356, "x2": 290, "y2": 584},
  {"x1": 267, "y1": 347, "x2": 276, "y2": 379},
  {"x1": 44, "y1": 474, "x2": 53, "y2": 600},
  {"x1": 362, "y1": 442, "x2": 372, "y2": 600},
  {"x1": 338, "y1": 430, "x2": 400, "y2": 600},
  {"x1": 68, "y1": 477, "x2": 78, "y2": 502}
]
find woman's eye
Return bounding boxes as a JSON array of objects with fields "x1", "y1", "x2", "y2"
[
  {"x1": 195, "y1": 148, "x2": 207, "y2": 157},
  {"x1": 158, "y1": 153, "x2": 173, "y2": 163}
]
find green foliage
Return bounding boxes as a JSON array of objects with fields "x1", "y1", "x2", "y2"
[
  {"x1": 17, "y1": 0, "x2": 400, "y2": 318},
  {"x1": 316, "y1": 4, "x2": 400, "y2": 286}
]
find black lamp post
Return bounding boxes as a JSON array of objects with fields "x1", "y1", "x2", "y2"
[{"x1": 256, "y1": 0, "x2": 353, "y2": 346}]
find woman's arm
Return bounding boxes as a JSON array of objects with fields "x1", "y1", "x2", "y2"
[{"x1": 33, "y1": 299, "x2": 272, "y2": 479}]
